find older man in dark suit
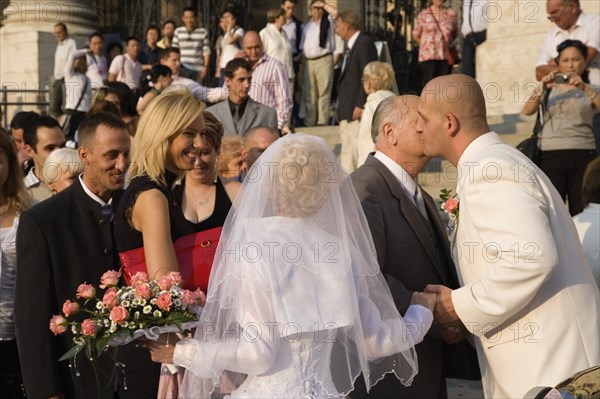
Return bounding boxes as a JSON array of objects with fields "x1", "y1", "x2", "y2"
[
  {"x1": 335, "y1": 10, "x2": 378, "y2": 173},
  {"x1": 206, "y1": 58, "x2": 278, "y2": 136},
  {"x1": 350, "y1": 95, "x2": 479, "y2": 398},
  {"x1": 15, "y1": 112, "x2": 131, "y2": 399}
]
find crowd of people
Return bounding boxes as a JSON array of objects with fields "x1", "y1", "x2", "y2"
[{"x1": 0, "y1": 0, "x2": 599, "y2": 398}]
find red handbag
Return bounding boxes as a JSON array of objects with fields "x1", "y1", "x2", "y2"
[{"x1": 119, "y1": 226, "x2": 223, "y2": 292}]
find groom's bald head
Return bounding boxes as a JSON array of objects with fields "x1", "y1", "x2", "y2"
[{"x1": 416, "y1": 74, "x2": 490, "y2": 165}]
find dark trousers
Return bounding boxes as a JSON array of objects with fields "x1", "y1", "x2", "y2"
[
  {"x1": 50, "y1": 78, "x2": 65, "y2": 118},
  {"x1": 420, "y1": 60, "x2": 450, "y2": 88},
  {"x1": 593, "y1": 113, "x2": 600, "y2": 156},
  {"x1": 461, "y1": 30, "x2": 487, "y2": 78},
  {"x1": 116, "y1": 342, "x2": 160, "y2": 399},
  {"x1": 0, "y1": 340, "x2": 26, "y2": 398},
  {"x1": 540, "y1": 149, "x2": 597, "y2": 216}
]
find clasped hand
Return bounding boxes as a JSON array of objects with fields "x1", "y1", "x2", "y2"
[
  {"x1": 424, "y1": 284, "x2": 467, "y2": 344},
  {"x1": 140, "y1": 333, "x2": 181, "y2": 364}
]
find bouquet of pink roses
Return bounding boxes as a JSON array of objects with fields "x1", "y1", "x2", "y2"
[{"x1": 50, "y1": 270, "x2": 205, "y2": 362}]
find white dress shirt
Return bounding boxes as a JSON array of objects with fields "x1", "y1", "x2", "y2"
[
  {"x1": 260, "y1": 23, "x2": 294, "y2": 80},
  {"x1": 300, "y1": 18, "x2": 335, "y2": 59},
  {"x1": 374, "y1": 151, "x2": 418, "y2": 205},
  {"x1": 65, "y1": 49, "x2": 92, "y2": 112},
  {"x1": 54, "y1": 37, "x2": 77, "y2": 79},
  {"x1": 572, "y1": 203, "x2": 600, "y2": 288},
  {"x1": 86, "y1": 53, "x2": 108, "y2": 89}
]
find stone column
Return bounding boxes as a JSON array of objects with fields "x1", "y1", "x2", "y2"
[{"x1": 0, "y1": 0, "x2": 97, "y2": 120}]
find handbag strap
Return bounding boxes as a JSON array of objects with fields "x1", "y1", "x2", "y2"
[
  {"x1": 532, "y1": 89, "x2": 550, "y2": 137},
  {"x1": 429, "y1": 8, "x2": 450, "y2": 45}
]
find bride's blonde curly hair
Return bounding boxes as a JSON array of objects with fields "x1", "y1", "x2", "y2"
[{"x1": 273, "y1": 136, "x2": 339, "y2": 218}]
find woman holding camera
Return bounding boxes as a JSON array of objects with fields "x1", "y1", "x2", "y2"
[{"x1": 524, "y1": 39, "x2": 600, "y2": 215}]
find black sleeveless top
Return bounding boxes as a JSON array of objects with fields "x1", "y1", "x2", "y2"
[
  {"x1": 172, "y1": 177, "x2": 232, "y2": 233},
  {"x1": 114, "y1": 171, "x2": 194, "y2": 253}
]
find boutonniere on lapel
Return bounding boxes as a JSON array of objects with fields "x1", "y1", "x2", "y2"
[{"x1": 439, "y1": 188, "x2": 459, "y2": 229}]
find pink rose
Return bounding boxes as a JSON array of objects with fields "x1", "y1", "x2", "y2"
[
  {"x1": 167, "y1": 271, "x2": 182, "y2": 285},
  {"x1": 49, "y1": 315, "x2": 67, "y2": 335},
  {"x1": 193, "y1": 288, "x2": 206, "y2": 307},
  {"x1": 62, "y1": 300, "x2": 80, "y2": 317},
  {"x1": 156, "y1": 292, "x2": 172, "y2": 312},
  {"x1": 130, "y1": 271, "x2": 149, "y2": 287},
  {"x1": 76, "y1": 283, "x2": 96, "y2": 300},
  {"x1": 102, "y1": 288, "x2": 117, "y2": 309},
  {"x1": 181, "y1": 290, "x2": 196, "y2": 306},
  {"x1": 110, "y1": 306, "x2": 129, "y2": 324},
  {"x1": 444, "y1": 198, "x2": 459, "y2": 213},
  {"x1": 135, "y1": 283, "x2": 151, "y2": 300},
  {"x1": 81, "y1": 319, "x2": 97, "y2": 337},
  {"x1": 99, "y1": 270, "x2": 120, "y2": 289},
  {"x1": 158, "y1": 275, "x2": 175, "y2": 291}
]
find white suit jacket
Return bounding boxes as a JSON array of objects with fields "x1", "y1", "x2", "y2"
[{"x1": 450, "y1": 132, "x2": 599, "y2": 399}]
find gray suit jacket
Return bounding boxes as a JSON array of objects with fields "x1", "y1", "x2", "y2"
[
  {"x1": 206, "y1": 97, "x2": 278, "y2": 136},
  {"x1": 350, "y1": 154, "x2": 478, "y2": 398}
]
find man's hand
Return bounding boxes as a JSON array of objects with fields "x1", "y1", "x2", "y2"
[
  {"x1": 425, "y1": 284, "x2": 459, "y2": 325},
  {"x1": 441, "y1": 323, "x2": 467, "y2": 344},
  {"x1": 352, "y1": 107, "x2": 363, "y2": 121}
]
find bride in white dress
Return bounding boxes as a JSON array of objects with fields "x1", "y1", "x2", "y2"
[{"x1": 147, "y1": 134, "x2": 436, "y2": 398}]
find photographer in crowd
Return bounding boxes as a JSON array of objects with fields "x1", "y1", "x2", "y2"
[{"x1": 524, "y1": 39, "x2": 600, "y2": 215}]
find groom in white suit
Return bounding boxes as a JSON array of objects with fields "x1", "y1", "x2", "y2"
[{"x1": 417, "y1": 74, "x2": 600, "y2": 399}]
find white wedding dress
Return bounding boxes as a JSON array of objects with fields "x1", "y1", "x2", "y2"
[{"x1": 174, "y1": 217, "x2": 432, "y2": 399}]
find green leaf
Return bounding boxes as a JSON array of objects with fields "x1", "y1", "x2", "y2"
[{"x1": 58, "y1": 343, "x2": 85, "y2": 362}]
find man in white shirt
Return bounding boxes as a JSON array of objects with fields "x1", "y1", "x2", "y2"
[
  {"x1": 50, "y1": 22, "x2": 77, "y2": 118},
  {"x1": 461, "y1": 0, "x2": 487, "y2": 78},
  {"x1": 281, "y1": 0, "x2": 304, "y2": 127},
  {"x1": 158, "y1": 47, "x2": 226, "y2": 103},
  {"x1": 64, "y1": 49, "x2": 93, "y2": 140},
  {"x1": 108, "y1": 36, "x2": 142, "y2": 91},
  {"x1": 300, "y1": 0, "x2": 336, "y2": 126},
  {"x1": 86, "y1": 32, "x2": 108, "y2": 90}
]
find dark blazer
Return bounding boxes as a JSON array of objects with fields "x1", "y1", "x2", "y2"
[
  {"x1": 351, "y1": 155, "x2": 478, "y2": 398},
  {"x1": 206, "y1": 97, "x2": 278, "y2": 136},
  {"x1": 337, "y1": 32, "x2": 378, "y2": 122},
  {"x1": 14, "y1": 180, "x2": 120, "y2": 399}
]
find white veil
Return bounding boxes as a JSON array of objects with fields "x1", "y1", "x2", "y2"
[{"x1": 179, "y1": 134, "x2": 421, "y2": 398}]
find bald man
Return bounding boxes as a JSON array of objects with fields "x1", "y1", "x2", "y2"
[
  {"x1": 242, "y1": 125, "x2": 279, "y2": 173},
  {"x1": 351, "y1": 95, "x2": 479, "y2": 399},
  {"x1": 239, "y1": 31, "x2": 293, "y2": 134},
  {"x1": 418, "y1": 74, "x2": 600, "y2": 398}
]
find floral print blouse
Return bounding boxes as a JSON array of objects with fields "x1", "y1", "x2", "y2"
[{"x1": 413, "y1": 7, "x2": 457, "y2": 63}]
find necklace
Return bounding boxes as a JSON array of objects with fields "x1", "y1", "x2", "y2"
[{"x1": 187, "y1": 184, "x2": 215, "y2": 206}]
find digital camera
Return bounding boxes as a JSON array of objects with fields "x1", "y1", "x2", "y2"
[{"x1": 554, "y1": 74, "x2": 570, "y2": 84}]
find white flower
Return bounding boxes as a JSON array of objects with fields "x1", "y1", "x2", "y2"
[
  {"x1": 143, "y1": 305, "x2": 152, "y2": 314},
  {"x1": 132, "y1": 298, "x2": 141, "y2": 306},
  {"x1": 129, "y1": 323, "x2": 136, "y2": 329},
  {"x1": 122, "y1": 321, "x2": 129, "y2": 328},
  {"x1": 96, "y1": 302, "x2": 105, "y2": 310},
  {"x1": 104, "y1": 319, "x2": 110, "y2": 327},
  {"x1": 140, "y1": 299, "x2": 146, "y2": 306},
  {"x1": 134, "y1": 311, "x2": 140, "y2": 319},
  {"x1": 109, "y1": 325, "x2": 117, "y2": 333},
  {"x1": 173, "y1": 299, "x2": 181, "y2": 308},
  {"x1": 150, "y1": 298, "x2": 157, "y2": 305},
  {"x1": 121, "y1": 300, "x2": 131, "y2": 308},
  {"x1": 153, "y1": 310, "x2": 162, "y2": 317},
  {"x1": 71, "y1": 325, "x2": 78, "y2": 334}
]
